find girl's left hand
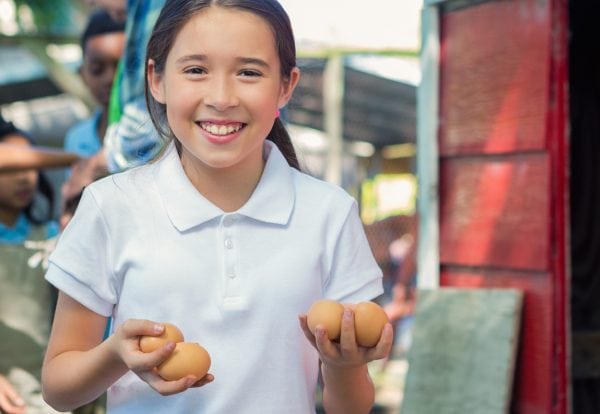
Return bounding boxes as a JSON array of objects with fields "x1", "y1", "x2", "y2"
[{"x1": 298, "y1": 307, "x2": 393, "y2": 368}]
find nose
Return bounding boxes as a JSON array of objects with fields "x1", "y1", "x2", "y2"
[
  {"x1": 203, "y1": 75, "x2": 239, "y2": 112},
  {"x1": 10, "y1": 168, "x2": 37, "y2": 188}
]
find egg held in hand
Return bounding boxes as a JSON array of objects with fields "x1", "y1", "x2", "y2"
[
  {"x1": 157, "y1": 342, "x2": 212, "y2": 381},
  {"x1": 354, "y1": 301, "x2": 389, "y2": 347},
  {"x1": 306, "y1": 299, "x2": 345, "y2": 341},
  {"x1": 139, "y1": 322, "x2": 185, "y2": 353}
]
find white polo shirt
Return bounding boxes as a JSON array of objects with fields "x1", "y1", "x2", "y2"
[{"x1": 46, "y1": 140, "x2": 383, "y2": 414}]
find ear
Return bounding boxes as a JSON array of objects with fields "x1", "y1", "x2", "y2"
[
  {"x1": 147, "y1": 59, "x2": 166, "y2": 104},
  {"x1": 277, "y1": 67, "x2": 300, "y2": 108}
]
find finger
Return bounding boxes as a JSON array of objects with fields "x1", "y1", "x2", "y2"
[
  {"x1": 366, "y1": 323, "x2": 394, "y2": 361},
  {"x1": 190, "y1": 373, "x2": 214, "y2": 388},
  {"x1": 314, "y1": 326, "x2": 339, "y2": 359},
  {"x1": 120, "y1": 319, "x2": 165, "y2": 339},
  {"x1": 298, "y1": 315, "x2": 317, "y2": 348},
  {"x1": 143, "y1": 372, "x2": 197, "y2": 396},
  {"x1": 338, "y1": 307, "x2": 358, "y2": 357},
  {"x1": 0, "y1": 377, "x2": 26, "y2": 412},
  {"x1": 0, "y1": 394, "x2": 26, "y2": 414},
  {"x1": 131, "y1": 341, "x2": 176, "y2": 370}
]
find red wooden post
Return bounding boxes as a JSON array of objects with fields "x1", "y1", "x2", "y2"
[{"x1": 434, "y1": 0, "x2": 569, "y2": 412}]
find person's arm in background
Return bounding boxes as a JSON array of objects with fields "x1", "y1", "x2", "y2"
[
  {"x1": 60, "y1": 99, "x2": 162, "y2": 202},
  {"x1": 0, "y1": 143, "x2": 80, "y2": 172},
  {"x1": 384, "y1": 220, "x2": 418, "y2": 323},
  {"x1": 0, "y1": 375, "x2": 26, "y2": 414}
]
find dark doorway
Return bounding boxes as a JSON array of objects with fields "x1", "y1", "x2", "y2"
[{"x1": 569, "y1": 1, "x2": 600, "y2": 412}]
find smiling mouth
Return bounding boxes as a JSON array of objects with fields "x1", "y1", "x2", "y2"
[{"x1": 199, "y1": 122, "x2": 244, "y2": 136}]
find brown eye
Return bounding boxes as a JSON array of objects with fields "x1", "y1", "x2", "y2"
[{"x1": 239, "y1": 69, "x2": 261, "y2": 77}]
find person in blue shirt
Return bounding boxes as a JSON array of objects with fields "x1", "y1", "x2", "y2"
[
  {"x1": 62, "y1": 0, "x2": 166, "y2": 202},
  {"x1": 0, "y1": 116, "x2": 60, "y2": 414},
  {"x1": 63, "y1": 8, "x2": 125, "y2": 158}
]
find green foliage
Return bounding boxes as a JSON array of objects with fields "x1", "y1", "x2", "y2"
[{"x1": 12, "y1": 0, "x2": 81, "y2": 34}]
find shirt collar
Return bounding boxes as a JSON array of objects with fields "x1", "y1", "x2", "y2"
[
  {"x1": 0, "y1": 212, "x2": 30, "y2": 244},
  {"x1": 154, "y1": 140, "x2": 295, "y2": 232}
]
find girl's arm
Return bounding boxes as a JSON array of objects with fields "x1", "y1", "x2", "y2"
[
  {"x1": 299, "y1": 307, "x2": 393, "y2": 414},
  {"x1": 42, "y1": 292, "x2": 209, "y2": 411}
]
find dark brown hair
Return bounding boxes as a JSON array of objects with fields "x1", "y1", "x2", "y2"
[{"x1": 145, "y1": 0, "x2": 300, "y2": 169}]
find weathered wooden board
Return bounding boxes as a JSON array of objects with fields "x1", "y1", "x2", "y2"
[
  {"x1": 439, "y1": 153, "x2": 550, "y2": 271},
  {"x1": 401, "y1": 288, "x2": 523, "y2": 414},
  {"x1": 440, "y1": 270, "x2": 553, "y2": 412},
  {"x1": 439, "y1": 0, "x2": 550, "y2": 156}
]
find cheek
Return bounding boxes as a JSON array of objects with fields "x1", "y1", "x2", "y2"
[{"x1": 0, "y1": 177, "x2": 9, "y2": 194}]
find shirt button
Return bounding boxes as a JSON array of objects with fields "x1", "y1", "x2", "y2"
[
  {"x1": 228, "y1": 271, "x2": 236, "y2": 279},
  {"x1": 225, "y1": 238, "x2": 233, "y2": 249}
]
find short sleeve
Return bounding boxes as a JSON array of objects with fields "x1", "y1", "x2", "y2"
[
  {"x1": 45, "y1": 188, "x2": 117, "y2": 316},
  {"x1": 324, "y1": 200, "x2": 383, "y2": 303}
]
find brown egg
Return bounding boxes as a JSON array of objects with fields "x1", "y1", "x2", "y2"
[
  {"x1": 354, "y1": 301, "x2": 389, "y2": 347},
  {"x1": 139, "y1": 322, "x2": 185, "y2": 353},
  {"x1": 157, "y1": 342, "x2": 211, "y2": 381},
  {"x1": 307, "y1": 299, "x2": 345, "y2": 341}
]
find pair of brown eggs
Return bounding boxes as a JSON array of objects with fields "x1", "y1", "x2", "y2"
[
  {"x1": 139, "y1": 323, "x2": 211, "y2": 381},
  {"x1": 307, "y1": 300, "x2": 389, "y2": 347}
]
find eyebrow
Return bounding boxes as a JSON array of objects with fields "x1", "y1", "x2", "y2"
[{"x1": 175, "y1": 54, "x2": 270, "y2": 69}]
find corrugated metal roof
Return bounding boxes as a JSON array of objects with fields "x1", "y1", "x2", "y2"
[{"x1": 0, "y1": 45, "x2": 47, "y2": 84}]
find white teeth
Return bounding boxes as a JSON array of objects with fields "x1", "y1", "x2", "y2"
[{"x1": 200, "y1": 122, "x2": 242, "y2": 135}]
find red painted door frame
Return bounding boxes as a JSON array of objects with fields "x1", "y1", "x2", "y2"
[{"x1": 435, "y1": 0, "x2": 569, "y2": 412}]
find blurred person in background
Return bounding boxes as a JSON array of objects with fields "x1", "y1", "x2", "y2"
[
  {"x1": 63, "y1": 0, "x2": 166, "y2": 202},
  {"x1": 0, "y1": 115, "x2": 103, "y2": 414},
  {"x1": 0, "y1": 116, "x2": 61, "y2": 414},
  {"x1": 384, "y1": 219, "x2": 417, "y2": 353},
  {"x1": 63, "y1": 9, "x2": 125, "y2": 159}
]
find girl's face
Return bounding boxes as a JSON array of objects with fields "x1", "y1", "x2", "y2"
[
  {"x1": 0, "y1": 135, "x2": 38, "y2": 213},
  {"x1": 148, "y1": 6, "x2": 299, "y2": 181}
]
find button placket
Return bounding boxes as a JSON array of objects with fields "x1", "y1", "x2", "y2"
[{"x1": 221, "y1": 214, "x2": 240, "y2": 299}]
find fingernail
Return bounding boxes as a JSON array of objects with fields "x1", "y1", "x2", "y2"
[
  {"x1": 344, "y1": 308, "x2": 352, "y2": 319},
  {"x1": 154, "y1": 324, "x2": 164, "y2": 333}
]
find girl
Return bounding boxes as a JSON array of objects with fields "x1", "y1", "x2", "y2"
[
  {"x1": 0, "y1": 121, "x2": 60, "y2": 414},
  {"x1": 42, "y1": 1, "x2": 393, "y2": 413}
]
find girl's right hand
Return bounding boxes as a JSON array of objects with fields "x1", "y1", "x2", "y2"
[
  {"x1": 0, "y1": 375, "x2": 26, "y2": 414},
  {"x1": 108, "y1": 319, "x2": 213, "y2": 396}
]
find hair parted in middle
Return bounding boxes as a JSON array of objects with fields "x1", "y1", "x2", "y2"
[{"x1": 144, "y1": 0, "x2": 300, "y2": 169}]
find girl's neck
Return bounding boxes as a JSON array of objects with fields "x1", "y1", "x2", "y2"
[
  {"x1": 181, "y1": 154, "x2": 265, "y2": 213},
  {"x1": 0, "y1": 207, "x2": 21, "y2": 228}
]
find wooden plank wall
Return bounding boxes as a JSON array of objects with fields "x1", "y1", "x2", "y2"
[{"x1": 437, "y1": 0, "x2": 568, "y2": 413}]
